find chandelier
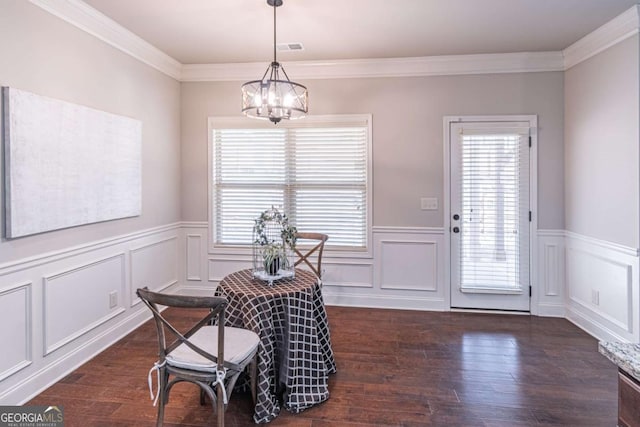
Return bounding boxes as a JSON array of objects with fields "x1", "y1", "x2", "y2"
[{"x1": 241, "y1": 0, "x2": 308, "y2": 124}]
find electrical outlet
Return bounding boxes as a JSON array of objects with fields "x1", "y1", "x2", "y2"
[
  {"x1": 109, "y1": 291, "x2": 118, "y2": 309},
  {"x1": 420, "y1": 197, "x2": 438, "y2": 210},
  {"x1": 591, "y1": 289, "x2": 599, "y2": 306}
]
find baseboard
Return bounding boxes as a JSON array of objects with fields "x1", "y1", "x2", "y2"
[
  {"x1": 536, "y1": 303, "x2": 566, "y2": 318},
  {"x1": 565, "y1": 305, "x2": 630, "y2": 343},
  {"x1": 1, "y1": 307, "x2": 152, "y2": 405},
  {"x1": 322, "y1": 290, "x2": 447, "y2": 311}
]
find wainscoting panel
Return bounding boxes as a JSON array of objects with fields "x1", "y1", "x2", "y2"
[
  {"x1": 208, "y1": 257, "x2": 252, "y2": 283},
  {"x1": 179, "y1": 223, "x2": 211, "y2": 295},
  {"x1": 0, "y1": 223, "x2": 181, "y2": 405},
  {"x1": 179, "y1": 224, "x2": 447, "y2": 310},
  {"x1": 565, "y1": 232, "x2": 639, "y2": 343},
  {"x1": 186, "y1": 234, "x2": 203, "y2": 281},
  {"x1": 322, "y1": 261, "x2": 373, "y2": 288},
  {"x1": 0, "y1": 282, "x2": 32, "y2": 381},
  {"x1": 379, "y1": 240, "x2": 437, "y2": 291},
  {"x1": 43, "y1": 254, "x2": 126, "y2": 355},
  {"x1": 536, "y1": 230, "x2": 565, "y2": 317},
  {"x1": 7, "y1": 221, "x2": 639, "y2": 407},
  {"x1": 130, "y1": 236, "x2": 178, "y2": 304},
  {"x1": 321, "y1": 228, "x2": 446, "y2": 311},
  {"x1": 373, "y1": 228, "x2": 444, "y2": 297}
]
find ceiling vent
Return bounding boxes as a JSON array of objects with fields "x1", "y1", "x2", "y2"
[{"x1": 276, "y1": 42, "x2": 304, "y2": 52}]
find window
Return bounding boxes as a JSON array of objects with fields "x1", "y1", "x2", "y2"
[{"x1": 209, "y1": 115, "x2": 371, "y2": 251}]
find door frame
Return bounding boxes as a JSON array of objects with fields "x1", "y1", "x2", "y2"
[{"x1": 443, "y1": 115, "x2": 538, "y2": 314}]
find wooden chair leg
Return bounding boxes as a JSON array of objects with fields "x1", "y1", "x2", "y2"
[
  {"x1": 216, "y1": 380, "x2": 225, "y2": 427},
  {"x1": 157, "y1": 370, "x2": 168, "y2": 427},
  {"x1": 250, "y1": 353, "x2": 258, "y2": 405}
]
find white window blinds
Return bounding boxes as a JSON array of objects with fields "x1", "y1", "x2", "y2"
[
  {"x1": 458, "y1": 129, "x2": 530, "y2": 293},
  {"x1": 212, "y1": 117, "x2": 370, "y2": 249}
]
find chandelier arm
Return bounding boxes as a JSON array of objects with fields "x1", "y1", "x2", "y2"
[
  {"x1": 279, "y1": 64, "x2": 291, "y2": 82},
  {"x1": 260, "y1": 64, "x2": 271, "y2": 81}
]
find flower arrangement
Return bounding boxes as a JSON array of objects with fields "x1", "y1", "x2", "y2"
[{"x1": 252, "y1": 207, "x2": 297, "y2": 284}]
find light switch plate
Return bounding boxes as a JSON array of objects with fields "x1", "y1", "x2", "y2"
[{"x1": 421, "y1": 197, "x2": 438, "y2": 210}]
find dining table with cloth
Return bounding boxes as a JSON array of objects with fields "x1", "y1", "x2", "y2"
[{"x1": 214, "y1": 268, "x2": 336, "y2": 423}]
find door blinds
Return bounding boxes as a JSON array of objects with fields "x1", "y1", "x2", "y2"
[{"x1": 458, "y1": 128, "x2": 530, "y2": 293}]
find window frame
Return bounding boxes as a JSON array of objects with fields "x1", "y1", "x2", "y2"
[{"x1": 207, "y1": 114, "x2": 373, "y2": 259}]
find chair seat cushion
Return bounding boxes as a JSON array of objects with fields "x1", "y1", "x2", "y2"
[{"x1": 166, "y1": 326, "x2": 259, "y2": 372}]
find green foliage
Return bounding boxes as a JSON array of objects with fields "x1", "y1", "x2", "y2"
[
  {"x1": 253, "y1": 207, "x2": 297, "y2": 248},
  {"x1": 254, "y1": 207, "x2": 297, "y2": 276}
]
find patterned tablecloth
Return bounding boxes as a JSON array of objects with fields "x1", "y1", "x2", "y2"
[{"x1": 215, "y1": 268, "x2": 336, "y2": 423}]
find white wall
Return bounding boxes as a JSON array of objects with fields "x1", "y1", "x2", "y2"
[
  {"x1": 565, "y1": 36, "x2": 639, "y2": 248},
  {"x1": 0, "y1": 1, "x2": 182, "y2": 404},
  {"x1": 180, "y1": 73, "x2": 565, "y2": 311},
  {"x1": 181, "y1": 74, "x2": 565, "y2": 229},
  {"x1": 0, "y1": 0, "x2": 182, "y2": 263},
  {"x1": 564, "y1": 35, "x2": 640, "y2": 342}
]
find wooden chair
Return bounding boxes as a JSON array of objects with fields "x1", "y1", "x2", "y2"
[
  {"x1": 294, "y1": 232, "x2": 329, "y2": 280},
  {"x1": 137, "y1": 287, "x2": 259, "y2": 427}
]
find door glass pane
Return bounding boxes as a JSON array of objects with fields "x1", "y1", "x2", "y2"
[{"x1": 459, "y1": 134, "x2": 525, "y2": 292}]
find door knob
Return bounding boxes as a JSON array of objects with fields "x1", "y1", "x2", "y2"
[{"x1": 453, "y1": 227, "x2": 460, "y2": 233}]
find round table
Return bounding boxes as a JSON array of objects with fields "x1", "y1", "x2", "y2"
[{"x1": 215, "y1": 268, "x2": 336, "y2": 423}]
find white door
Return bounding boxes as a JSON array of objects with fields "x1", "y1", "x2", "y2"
[{"x1": 450, "y1": 121, "x2": 532, "y2": 311}]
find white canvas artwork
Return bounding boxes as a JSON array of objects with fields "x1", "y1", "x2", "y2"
[{"x1": 2, "y1": 87, "x2": 142, "y2": 238}]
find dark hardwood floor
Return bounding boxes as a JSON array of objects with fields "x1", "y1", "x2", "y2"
[{"x1": 28, "y1": 306, "x2": 618, "y2": 426}]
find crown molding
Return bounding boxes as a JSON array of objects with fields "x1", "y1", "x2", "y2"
[
  {"x1": 29, "y1": 0, "x2": 182, "y2": 80},
  {"x1": 30, "y1": 0, "x2": 638, "y2": 81},
  {"x1": 181, "y1": 52, "x2": 564, "y2": 82},
  {"x1": 563, "y1": 4, "x2": 639, "y2": 70}
]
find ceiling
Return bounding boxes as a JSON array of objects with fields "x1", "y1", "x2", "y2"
[{"x1": 82, "y1": 0, "x2": 639, "y2": 65}]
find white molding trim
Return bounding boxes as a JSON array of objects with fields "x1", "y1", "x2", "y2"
[
  {"x1": 181, "y1": 221, "x2": 208, "y2": 229},
  {"x1": 322, "y1": 290, "x2": 446, "y2": 312},
  {"x1": 378, "y1": 240, "x2": 438, "y2": 291},
  {"x1": 563, "y1": 5, "x2": 639, "y2": 70},
  {"x1": 0, "y1": 222, "x2": 181, "y2": 277},
  {"x1": 0, "y1": 283, "x2": 33, "y2": 381},
  {"x1": 30, "y1": 1, "x2": 638, "y2": 80},
  {"x1": 566, "y1": 306, "x2": 630, "y2": 343},
  {"x1": 565, "y1": 230, "x2": 640, "y2": 257},
  {"x1": 372, "y1": 226, "x2": 444, "y2": 235},
  {"x1": 537, "y1": 229, "x2": 566, "y2": 238},
  {"x1": 536, "y1": 303, "x2": 565, "y2": 318},
  {"x1": 181, "y1": 52, "x2": 564, "y2": 82},
  {"x1": 186, "y1": 234, "x2": 203, "y2": 281},
  {"x1": 28, "y1": 0, "x2": 182, "y2": 79}
]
